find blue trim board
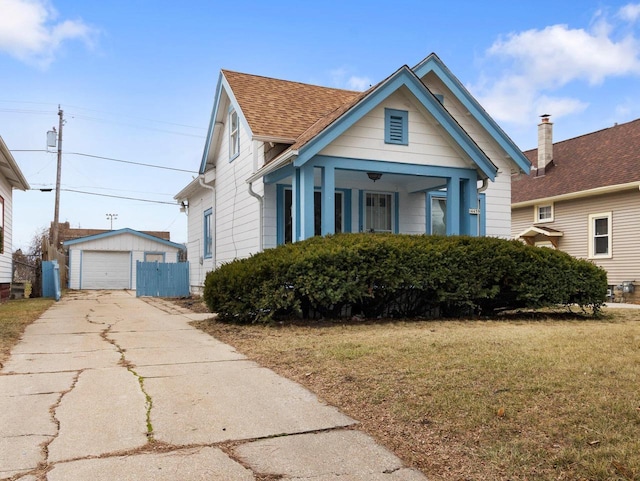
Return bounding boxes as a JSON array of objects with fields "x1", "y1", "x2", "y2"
[
  {"x1": 293, "y1": 67, "x2": 497, "y2": 181},
  {"x1": 199, "y1": 73, "x2": 253, "y2": 173},
  {"x1": 358, "y1": 190, "x2": 364, "y2": 232},
  {"x1": 394, "y1": 192, "x2": 400, "y2": 234},
  {"x1": 315, "y1": 155, "x2": 479, "y2": 181},
  {"x1": 203, "y1": 208, "x2": 213, "y2": 259},
  {"x1": 200, "y1": 74, "x2": 224, "y2": 174},
  {"x1": 412, "y1": 54, "x2": 531, "y2": 173},
  {"x1": 63, "y1": 228, "x2": 185, "y2": 250}
]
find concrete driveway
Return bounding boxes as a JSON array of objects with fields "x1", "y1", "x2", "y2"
[{"x1": 1, "y1": 290, "x2": 426, "y2": 480}]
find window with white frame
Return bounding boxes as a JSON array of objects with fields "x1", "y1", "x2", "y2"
[
  {"x1": 365, "y1": 192, "x2": 393, "y2": 232},
  {"x1": 536, "y1": 204, "x2": 553, "y2": 223},
  {"x1": 588, "y1": 212, "x2": 612, "y2": 258},
  {"x1": 229, "y1": 109, "x2": 239, "y2": 160},
  {"x1": 203, "y1": 208, "x2": 213, "y2": 258}
]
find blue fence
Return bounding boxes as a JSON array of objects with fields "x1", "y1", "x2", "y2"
[
  {"x1": 42, "y1": 260, "x2": 61, "y2": 301},
  {"x1": 136, "y1": 261, "x2": 189, "y2": 298}
]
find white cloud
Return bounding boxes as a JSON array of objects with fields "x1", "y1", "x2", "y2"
[
  {"x1": 0, "y1": 0, "x2": 96, "y2": 68},
  {"x1": 472, "y1": 7, "x2": 640, "y2": 124},
  {"x1": 619, "y1": 3, "x2": 640, "y2": 22},
  {"x1": 329, "y1": 67, "x2": 371, "y2": 91}
]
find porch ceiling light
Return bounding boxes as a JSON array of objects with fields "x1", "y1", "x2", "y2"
[{"x1": 367, "y1": 172, "x2": 382, "y2": 182}]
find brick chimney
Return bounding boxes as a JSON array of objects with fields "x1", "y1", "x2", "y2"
[{"x1": 537, "y1": 114, "x2": 553, "y2": 176}]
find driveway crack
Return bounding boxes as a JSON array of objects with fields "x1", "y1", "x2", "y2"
[{"x1": 100, "y1": 325, "x2": 154, "y2": 441}]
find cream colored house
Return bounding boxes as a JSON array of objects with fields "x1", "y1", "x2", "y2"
[
  {"x1": 177, "y1": 53, "x2": 531, "y2": 294},
  {"x1": 512, "y1": 116, "x2": 640, "y2": 302}
]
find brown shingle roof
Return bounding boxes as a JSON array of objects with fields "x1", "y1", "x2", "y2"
[
  {"x1": 222, "y1": 70, "x2": 360, "y2": 141},
  {"x1": 512, "y1": 118, "x2": 640, "y2": 204}
]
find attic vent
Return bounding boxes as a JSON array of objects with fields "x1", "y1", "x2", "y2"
[{"x1": 385, "y1": 108, "x2": 408, "y2": 145}]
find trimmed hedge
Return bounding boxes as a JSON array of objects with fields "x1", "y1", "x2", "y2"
[{"x1": 203, "y1": 234, "x2": 608, "y2": 323}]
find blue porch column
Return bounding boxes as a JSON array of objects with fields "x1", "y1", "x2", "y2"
[
  {"x1": 446, "y1": 175, "x2": 461, "y2": 235},
  {"x1": 298, "y1": 163, "x2": 315, "y2": 240},
  {"x1": 461, "y1": 173, "x2": 479, "y2": 236},
  {"x1": 291, "y1": 168, "x2": 301, "y2": 241},
  {"x1": 321, "y1": 165, "x2": 336, "y2": 235}
]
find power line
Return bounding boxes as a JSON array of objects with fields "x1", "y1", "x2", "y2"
[
  {"x1": 9, "y1": 149, "x2": 199, "y2": 174},
  {"x1": 67, "y1": 152, "x2": 198, "y2": 173},
  {"x1": 60, "y1": 189, "x2": 178, "y2": 205}
]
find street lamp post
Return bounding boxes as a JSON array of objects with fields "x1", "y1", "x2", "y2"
[{"x1": 106, "y1": 213, "x2": 118, "y2": 230}]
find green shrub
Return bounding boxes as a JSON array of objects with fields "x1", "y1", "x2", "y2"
[{"x1": 203, "y1": 234, "x2": 608, "y2": 323}]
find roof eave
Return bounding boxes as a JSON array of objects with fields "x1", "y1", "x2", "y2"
[
  {"x1": 512, "y1": 181, "x2": 640, "y2": 208},
  {"x1": 413, "y1": 53, "x2": 531, "y2": 174},
  {"x1": 0, "y1": 136, "x2": 30, "y2": 190}
]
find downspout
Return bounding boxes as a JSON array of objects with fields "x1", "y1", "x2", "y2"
[
  {"x1": 477, "y1": 178, "x2": 489, "y2": 193},
  {"x1": 198, "y1": 175, "x2": 215, "y2": 267},
  {"x1": 248, "y1": 181, "x2": 264, "y2": 251}
]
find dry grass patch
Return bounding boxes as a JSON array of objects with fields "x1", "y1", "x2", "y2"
[
  {"x1": 194, "y1": 308, "x2": 640, "y2": 481},
  {"x1": 0, "y1": 298, "x2": 54, "y2": 364}
]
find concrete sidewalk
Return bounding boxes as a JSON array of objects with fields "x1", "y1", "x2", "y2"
[{"x1": 1, "y1": 290, "x2": 426, "y2": 480}]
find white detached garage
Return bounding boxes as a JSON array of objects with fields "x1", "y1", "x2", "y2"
[{"x1": 64, "y1": 228, "x2": 185, "y2": 290}]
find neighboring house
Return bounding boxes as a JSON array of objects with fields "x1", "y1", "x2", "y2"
[
  {"x1": 512, "y1": 116, "x2": 640, "y2": 302},
  {"x1": 176, "y1": 53, "x2": 531, "y2": 294},
  {"x1": 0, "y1": 136, "x2": 30, "y2": 300},
  {"x1": 55, "y1": 221, "x2": 171, "y2": 243},
  {"x1": 64, "y1": 228, "x2": 184, "y2": 290}
]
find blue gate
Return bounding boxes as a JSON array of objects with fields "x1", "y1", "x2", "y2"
[
  {"x1": 42, "y1": 260, "x2": 61, "y2": 301},
  {"x1": 136, "y1": 261, "x2": 189, "y2": 298}
]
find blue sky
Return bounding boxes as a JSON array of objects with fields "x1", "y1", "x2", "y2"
[{"x1": 2, "y1": 0, "x2": 640, "y2": 251}]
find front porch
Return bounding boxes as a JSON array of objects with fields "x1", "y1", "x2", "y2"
[{"x1": 265, "y1": 155, "x2": 486, "y2": 244}]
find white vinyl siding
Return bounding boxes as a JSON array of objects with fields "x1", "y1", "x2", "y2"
[
  {"x1": 214, "y1": 115, "x2": 261, "y2": 267},
  {"x1": 318, "y1": 89, "x2": 469, "y2": 169},
  {"x1": 0, "y1": 176, "x2": 12, "y2": 283}
]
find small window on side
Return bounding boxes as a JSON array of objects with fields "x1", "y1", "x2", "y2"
[
  {"x1": 536, "y1": 204, "x2": 553, "y2": 223},
  {"x1": 229, "y1": 109, "x2": 239, "y2": 160}
]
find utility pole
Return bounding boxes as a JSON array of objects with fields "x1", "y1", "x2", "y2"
[
  {"x1": 106, "y1": 213, "x2": 118, "y2": 230},
  {"x1": 52, "y1": 106, "x2": 64, "y2": 249}
]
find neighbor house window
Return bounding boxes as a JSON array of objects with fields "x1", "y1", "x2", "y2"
[
  {"x1": 203, "y1": 208, "x2": 213, "y2": 258},
  {"x1": 588, "y1": 212, "x2": 612, "y2": 258},
  {"x1": 384, "y1": 108, "x2": 408, "y2": 145},
  {"x1": 365, "y1": 192, "x2": 393, "y2": 233},
  {"x1": 0, "y1": 196, "x2": 4, "y2": 254},
  {"x1": 229, "y1": 108, "x2": 239, "y2": 160},
  {"x1": 536, "y1": 204, "x2": 553, "y2": 223}
]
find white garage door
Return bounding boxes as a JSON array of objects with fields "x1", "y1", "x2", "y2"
[{"x1": 82, "y1": 251, "x2": 131, "y2": 289}]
